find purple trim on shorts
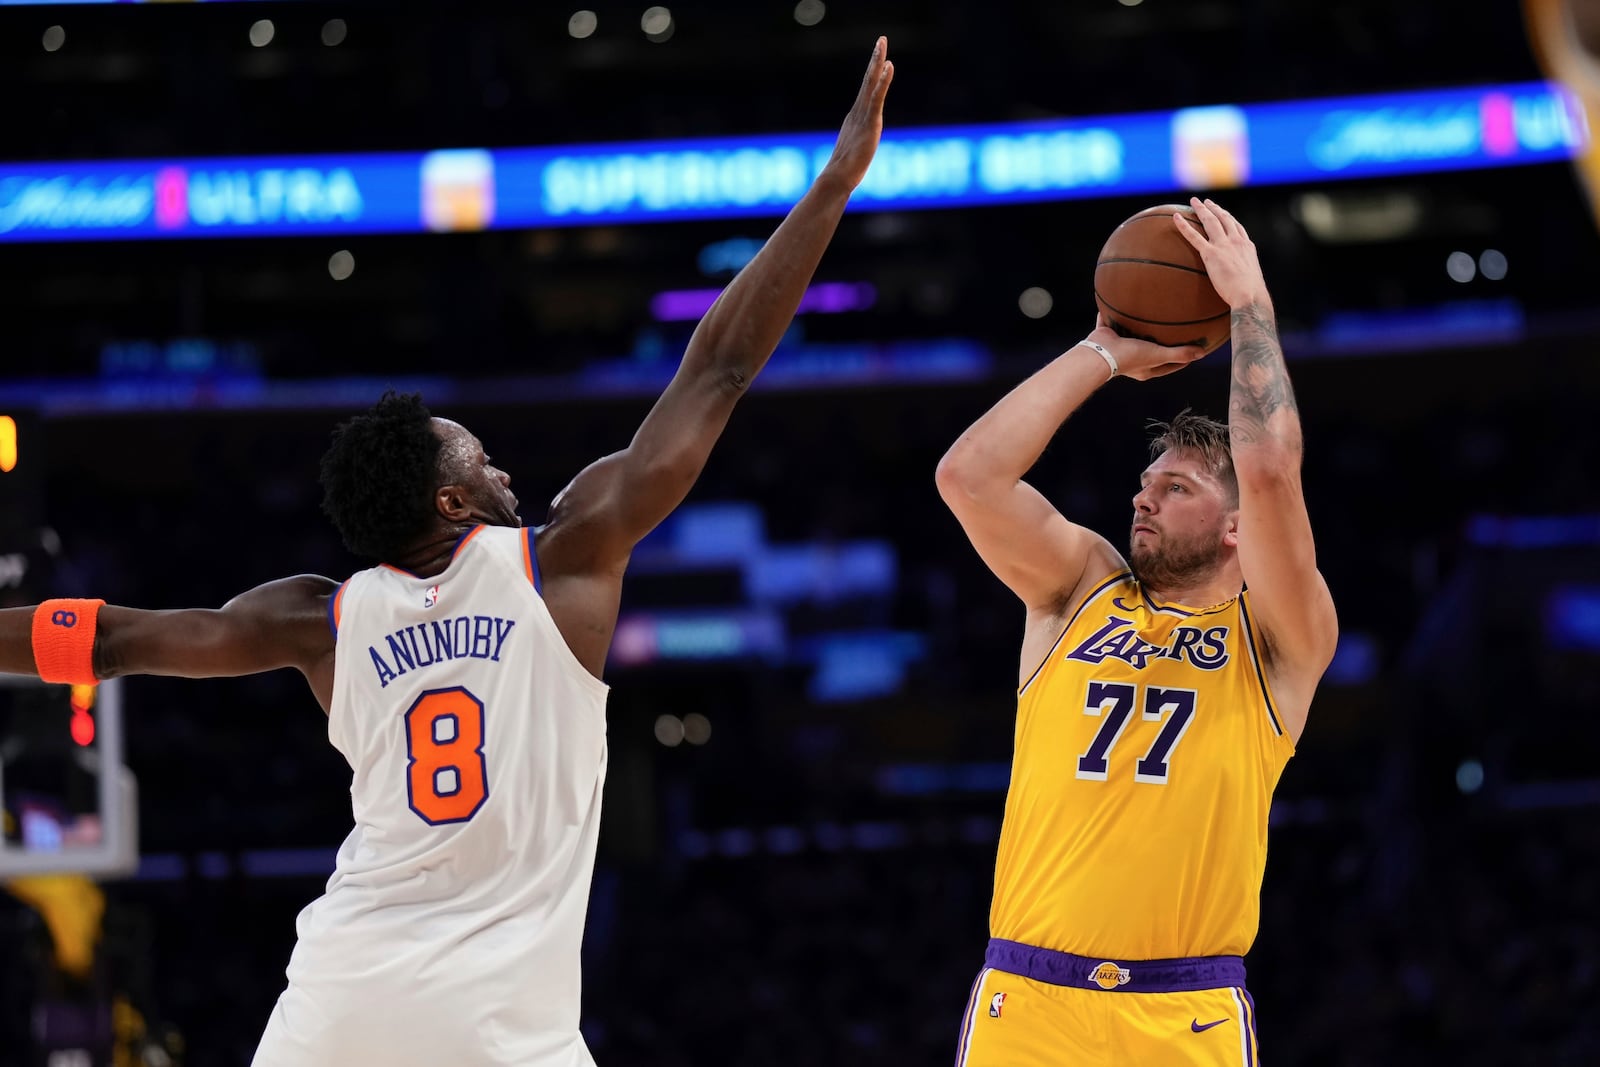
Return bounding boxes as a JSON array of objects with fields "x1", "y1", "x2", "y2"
[
  {"x1": 953, "y1": 967, "x2": 984, "y2": 1067},
  {"x1": 1242, "y1": 986, "x2": 1259, "y2": 1065},
  {"x1": 985, "y1": 938, "x2": 1246, "y2": 994}
]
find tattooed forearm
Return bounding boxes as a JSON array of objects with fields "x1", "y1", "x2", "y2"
[{"x1": 1228, "y1": 302, "x2": 1301, "y2": 452}]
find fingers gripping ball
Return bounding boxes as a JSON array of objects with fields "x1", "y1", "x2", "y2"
[{"x1": 1094, "y1": 205, "x2": 1230, "y2": 354}]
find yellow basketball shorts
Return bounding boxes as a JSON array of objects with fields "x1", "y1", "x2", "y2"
[{"x1": 955, "y1": 939, "x2": 1262, "y2": 1067}]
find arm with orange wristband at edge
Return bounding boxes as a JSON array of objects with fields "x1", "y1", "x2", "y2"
[{"x1": 0, "y1": 575, "x2": 340, "y2": 712}]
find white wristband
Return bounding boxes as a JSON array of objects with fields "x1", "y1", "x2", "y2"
[{"x1": 1075, "y1": 339, "x2": 1118, "y2": 379}]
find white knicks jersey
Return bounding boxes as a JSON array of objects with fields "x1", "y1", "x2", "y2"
[{"x1": 259, "y1": 525, "x2": 608, "y2": 1067}]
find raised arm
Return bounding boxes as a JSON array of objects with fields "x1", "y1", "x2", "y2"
[
  {"x1": 0, "y1": 575, "x2": 339, "y2": 708},
  {"x1": 538, "y1": 38, "x2": 894, "y2": 580},
  {"x1": 936, "y1": 319, "x2": 1206, "y2": 615},
  {"x1": 1177, "y1": 198, "x2": 1338, "y2": 735}
]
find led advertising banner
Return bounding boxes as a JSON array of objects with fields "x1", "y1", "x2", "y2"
[{"x1": 0, "y1": 82, "x2": 1583, "y2": 243}]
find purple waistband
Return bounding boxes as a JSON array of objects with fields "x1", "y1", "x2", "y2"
[{"x1": 985, "y1": 938, "x2": 1246, "y2": 994}]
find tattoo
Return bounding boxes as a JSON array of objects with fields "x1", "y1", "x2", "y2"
[{"x1": 1228, "y1": 302, "x2": 1301, "y2": 450}]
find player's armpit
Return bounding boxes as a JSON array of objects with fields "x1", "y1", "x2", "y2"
[{"x1": 93, "y1": 574, "x2": 339, "y2": 681}]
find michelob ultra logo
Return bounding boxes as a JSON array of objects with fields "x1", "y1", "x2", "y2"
[{"x1": 0, "y1": 166, "x2": 365, "y2": 236}]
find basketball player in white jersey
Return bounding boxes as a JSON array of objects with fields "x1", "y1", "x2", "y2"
[{"x1": 0, "y1": 40, "x2": 894, "y2": 1066}]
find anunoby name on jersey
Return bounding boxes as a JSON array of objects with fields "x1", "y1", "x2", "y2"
[{"x1": 366, "y1": 614, "x2": 516, "y2": 688}]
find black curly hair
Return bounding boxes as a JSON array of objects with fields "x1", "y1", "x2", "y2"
[{"x1": 319, "y1": 391, "x2": 445, "y2": 561}]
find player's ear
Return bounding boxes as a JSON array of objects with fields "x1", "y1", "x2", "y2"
[
  {"x1": 1222, "y1": 509, "x2": 1241, "y2": 548},
  {"x1": 436, "y1": 483, "x2": 472, "y2": 522}
]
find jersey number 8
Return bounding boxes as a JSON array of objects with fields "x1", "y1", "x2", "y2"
[{"x1": 404, "y1": 686, "x2": 490, "y2": 824}]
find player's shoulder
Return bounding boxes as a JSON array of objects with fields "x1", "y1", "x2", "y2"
[
  {"x1": 463, "y1": 524, "x2": 538, "y2": 576},
  {"x1": 243, "y1": 574, "x2": 343, "y2": 621},
  {"x1": 420, "y1": 525, "x2": 541, "y2": 595},
  {"x1": 219, "y1": 575, "x2": 342, "y2": 662},
  {"x1": 230, "y1": 573, "x2": 341, "y2": 605},
  {"x1": 278, "y1": 573, "x2": 342, "y2": 592}
]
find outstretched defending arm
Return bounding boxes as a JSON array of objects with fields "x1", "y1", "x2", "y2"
[
  {"x1": 0, "y1": 576, "x2": 337, "y2": 696},
  {"x1": 1176, "y1": 197, "x2": 1337, "y2": 741},
  {"x1": 936, "y1": 319, "x2": 1206, "y2": 616},
  {"x1": 538, "y1": 38, "x2": 895, "y2": 581}
]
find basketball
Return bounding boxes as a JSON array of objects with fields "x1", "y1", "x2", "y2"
[{"x1": 1094, "y1": 205, "x2": 1231, "y2": 354}]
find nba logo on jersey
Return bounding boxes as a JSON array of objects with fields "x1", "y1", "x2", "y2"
[
  {"x1": 988, "y1": 992, "x2": 1007, "y2": 1018},
  {"x1": 1089, "y1": 962, "x2": 1131, "y2": 990},
  {"x1": 423, "y1": 585, "x2": 440, "y2": 609}
]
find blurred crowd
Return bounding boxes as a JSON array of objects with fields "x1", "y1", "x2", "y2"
[{"x1": 2, "y1": 336, "x2": 1598, "y2": 1063}]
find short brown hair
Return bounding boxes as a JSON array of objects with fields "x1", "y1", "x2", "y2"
[{"x1": 1148, "y1": 410, "x2": 1237, "y2": 505}]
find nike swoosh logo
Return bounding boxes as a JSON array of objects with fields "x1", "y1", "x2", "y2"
[{"x1": 1191, "y1": 1018, "x2": 1229, "y2": 1033}]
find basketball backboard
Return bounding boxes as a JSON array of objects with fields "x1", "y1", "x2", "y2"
[{"x1": 0, "y1": 675, "x2": 138, "y2": 878}]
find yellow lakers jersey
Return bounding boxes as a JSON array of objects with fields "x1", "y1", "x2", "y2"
[{"x1": 989, "y1": 571, "x2": 1295, "y2": 960}]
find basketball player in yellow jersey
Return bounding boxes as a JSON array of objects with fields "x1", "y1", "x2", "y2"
[{"x1": 935, "y1": 197, "x2": 1338, "y2": 1067}]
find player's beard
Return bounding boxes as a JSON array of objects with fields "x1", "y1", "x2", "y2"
[{"x1": 1128, "y1": 526, "x2": 1225, "y2": 593}]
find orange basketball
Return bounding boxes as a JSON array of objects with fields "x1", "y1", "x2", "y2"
[{"x1": 1094, "y1": 205, "x2": 1230, "y2": 354}]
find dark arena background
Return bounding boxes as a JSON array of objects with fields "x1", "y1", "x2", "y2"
[{"x1": 2, "y1": 1, "x2": 1599, "y2": 1064}]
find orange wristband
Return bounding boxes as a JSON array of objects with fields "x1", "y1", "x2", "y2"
[{"x1": 31, "y1": 599, "x2": 105, "y2": 686}]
